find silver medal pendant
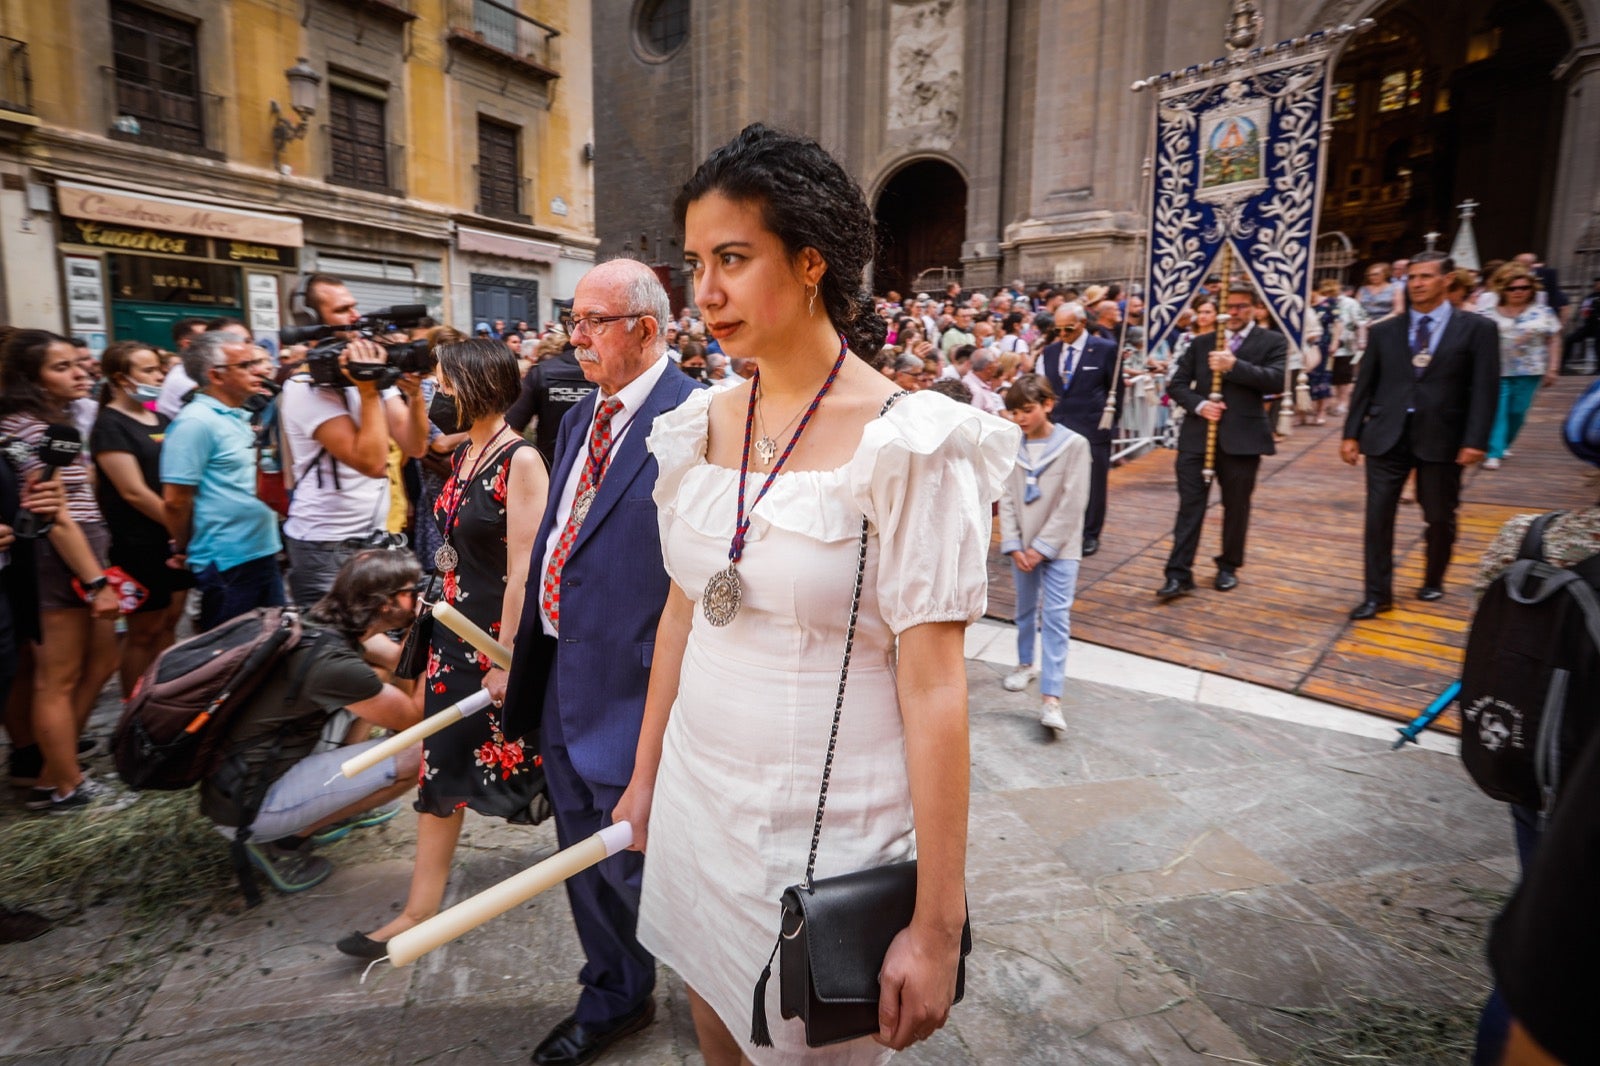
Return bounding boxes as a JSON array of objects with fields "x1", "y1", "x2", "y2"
[
  {"x1": 572, "y1": 487, "x2": 596, "y2": 525},
  {"x1": 703, "y1": 564, "x2": 743, "y2": 626},
  {"x1": 754, "y1": 436, "x2": 778, "y2": 466},
  {"x1": 1412, "y1": 352, "x2": 1432, "y2": 370},
  {"x1": 434, "y1": 543, "x2": 459, "y2": 572}
]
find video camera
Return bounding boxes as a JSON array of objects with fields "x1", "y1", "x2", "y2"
[{"x1": 280, "y1": 304, "x2": 435, "y2": 389}]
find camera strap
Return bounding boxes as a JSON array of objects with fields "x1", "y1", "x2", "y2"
[{"x1": 296, "y1": 446, "x2": 340, "y2": 491}]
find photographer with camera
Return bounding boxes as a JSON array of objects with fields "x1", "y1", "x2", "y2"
[{"x1": 279, "y1": 275, "x2": 429, "y2": 606}]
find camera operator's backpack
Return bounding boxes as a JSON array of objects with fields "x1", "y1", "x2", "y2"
[
  {"x1": 1459, "y1": 512, "x2": 1600, "y2": 818},
  {"x1": 112, "y1": 608, "x2": 313, "y2": 791}
]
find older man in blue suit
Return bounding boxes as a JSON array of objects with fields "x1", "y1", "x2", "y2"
[
  {"x1": 1040, "y1": 301, "x2": 1121, "y2": 555},
  {"x1": 502, "y1": 258, "x2": 702, "y2": 1066}
]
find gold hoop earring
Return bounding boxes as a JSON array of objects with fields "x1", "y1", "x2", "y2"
[{"x1": 807, "y1": 284, "x2": 818, "y2": 316}]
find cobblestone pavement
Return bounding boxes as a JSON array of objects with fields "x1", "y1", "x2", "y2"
[{"x1": 0, "y1": 636, "x2": 1512, "y2": 1065}]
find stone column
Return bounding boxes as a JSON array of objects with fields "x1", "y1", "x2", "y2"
[
  {"x1": 1549, "y1": 45, "x2": 1600, "y2": 284},
  {"x1": 960, "y1": 0, "x2": 1009, "y2": 289}
]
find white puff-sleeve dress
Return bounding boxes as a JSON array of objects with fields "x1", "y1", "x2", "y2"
[{"x1": 636, "y1": 387, "x2": 1018, "y2": 1064}]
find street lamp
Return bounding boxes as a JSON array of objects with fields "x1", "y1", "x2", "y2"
[{"x1": 270, "y1": 57, "x2": 322, "y2": 171}]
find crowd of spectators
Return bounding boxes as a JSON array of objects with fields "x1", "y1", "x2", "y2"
[{"x1": 865, "y1": 251, "x2": 1592, "y2": 464}]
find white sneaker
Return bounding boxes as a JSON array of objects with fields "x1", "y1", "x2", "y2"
[
  {"x1": 1003, "y1": 665, "x2": 1040, "y2": 692},
  {"x1": 1039, "y1": 698, "x2": 1067, "y2": 734},
  {"x1": 1483, "y1": 457, "x2": 1501, "y2": 470}
]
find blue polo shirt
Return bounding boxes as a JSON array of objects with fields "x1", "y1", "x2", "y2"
[{"x1": 160, "y1": 393, "x2": 281, "y2": 572}]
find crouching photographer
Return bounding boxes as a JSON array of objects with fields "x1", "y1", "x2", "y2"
[
  {"x1": 203, "y1": 549, "x2": 426, "y2": 896},
  {"x1": 279, "y1": 274, "x2": 429, "y2": 607}
]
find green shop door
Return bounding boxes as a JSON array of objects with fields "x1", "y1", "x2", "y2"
[
  {"x1": 110, "y1": 301, "x2": 245, "y2": 351},
  {"x1": 105, "y1": 255, "x2": 246, "y2": 350}
]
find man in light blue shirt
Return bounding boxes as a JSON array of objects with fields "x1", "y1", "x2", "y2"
[{"x1": 161, "y1": 332, "x2": 285, "y2": 631}]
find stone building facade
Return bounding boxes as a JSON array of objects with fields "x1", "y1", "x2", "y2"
[
  {"x1": 0, "y1": 0, "x2": 597, "y2": 349},
  {"x1": 594, "y1": 0, "x2": 1600, "y2": 298}
]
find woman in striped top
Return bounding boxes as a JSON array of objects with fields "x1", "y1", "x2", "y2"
[{"x1": 0, "y1": 330, "x2": 125, "y2": 814}]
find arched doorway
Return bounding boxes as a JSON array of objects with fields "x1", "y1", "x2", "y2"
[
  {"x1": 873, "y1": 160, "x2": 966, "y2": 297},
  {"x1": 1320, "y1": 0, "x2": 1571, "y2": 275}
]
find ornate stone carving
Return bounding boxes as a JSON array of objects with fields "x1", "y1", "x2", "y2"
[{"x1": 887, "y1": 0, "x2": 963, "y2": 148}]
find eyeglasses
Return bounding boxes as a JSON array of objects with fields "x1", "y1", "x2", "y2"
[
  {"x1": 570, "y1": 313, "x2": 643, "y2": 337},
  {"x1": 1504, "y1": 285, "x2": 1534, "y2": 293},
  {"x1": 219, "y1": 357, "x2": 270, "y2": 371}
]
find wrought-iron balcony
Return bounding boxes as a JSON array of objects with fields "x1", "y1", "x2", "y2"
[
  {"x1": 102, "y1": 65, "x2": 225, "y2": 159},
  {"x1": 447, "y1": 0, "x2": 560, "y2": 81},
  {"x1": 324, "y1": 126, "x2": 406, "y2": 197},
  {"x1": 473, "y1": 164, "x2": 531, "y2": 223},
  {"x1": 0, "y1": 37, "x2": 33, "y2": 116}
]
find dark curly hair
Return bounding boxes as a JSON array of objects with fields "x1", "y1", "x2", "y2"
[
  {"x1": 306, "y1": 548, "x2": 421, "y2": 641},
  {"x1": 674, "y1": 124, "x2": 886, "y2": 358}
]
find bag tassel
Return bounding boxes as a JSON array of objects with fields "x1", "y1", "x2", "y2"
[{"x1": 750, "y1": 934, "x2": 781, "y2": 1047}]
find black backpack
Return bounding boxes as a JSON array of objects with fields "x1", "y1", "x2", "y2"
[
  {"x1": 112, "y1": 608, "x2": 331, "y2": 905},
  {"x1": 1459, "y1": 512, "x2": 1600, "y2": 817},
  {"x1": 112, "y1": 608, "x2": 311, "y2": 790}
]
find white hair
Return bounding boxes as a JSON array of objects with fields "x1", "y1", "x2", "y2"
[
  {"x1": 1057, "y1": 301, "x2": 1087, "y2": 323},
  {"x1": 182, "y1": 330, "x2": 245, "y2": 384},
  {"x1": 599, "y1": 258, "x2": 672, "y2": 353}
]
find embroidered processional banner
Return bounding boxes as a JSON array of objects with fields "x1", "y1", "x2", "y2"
[{"x1": 1143, "y1": 47, "x2": 1334, "y2": 360}]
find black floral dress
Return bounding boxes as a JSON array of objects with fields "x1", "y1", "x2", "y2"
[{"x1": 416, "y1": 437, "x2": 539, "y2": 820}]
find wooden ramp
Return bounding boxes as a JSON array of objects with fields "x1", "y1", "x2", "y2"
[{"x1": 987, "y1": 377, "x2": 1599, "y2": 730}]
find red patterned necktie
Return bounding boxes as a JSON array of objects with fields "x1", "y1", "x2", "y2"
[{"x1": 541, "y1": 397, "x2": 625, "y2": 631}]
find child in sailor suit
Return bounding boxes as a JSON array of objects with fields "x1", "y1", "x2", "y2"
[{"x1": 998, "y1": 374, "x2": 1091, "y2": 734}]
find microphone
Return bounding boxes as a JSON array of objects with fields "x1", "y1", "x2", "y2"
[{"x1": 13, "y1": 424, "x2": 83, "y2": 539}]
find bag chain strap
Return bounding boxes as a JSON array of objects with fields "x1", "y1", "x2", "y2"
[{"x1": 800, "y1": 390, "x2": 907, "y2": 892}]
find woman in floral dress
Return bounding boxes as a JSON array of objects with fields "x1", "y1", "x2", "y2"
[
  {"x1": 339, "y1": 337, "x2": 549, "y2": 959},
  {"x1": 1483, "y1": 262, "x2": 1562, "y2": 470}
]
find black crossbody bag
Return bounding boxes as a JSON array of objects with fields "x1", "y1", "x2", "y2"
[{"x1": 748, "y1": 394, "x2": 971, "y2": 1049}]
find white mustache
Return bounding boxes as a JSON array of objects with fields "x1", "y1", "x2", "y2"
[{"x1": 574, "y1": 349, "x2": 600, "y2": 363}]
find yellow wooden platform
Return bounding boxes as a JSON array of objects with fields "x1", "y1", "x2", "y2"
[{"x1": 986, "y1": 377, "x2": 1599, "y2": 730}]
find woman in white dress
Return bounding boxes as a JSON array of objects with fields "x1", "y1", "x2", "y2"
[{"x1": 611, "y1": 125, "x2": 1016, "y2": 1064}]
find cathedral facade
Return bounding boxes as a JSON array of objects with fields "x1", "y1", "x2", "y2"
[{"x1": 596, "y1": 0, "x2": 1600, "y2": 300}]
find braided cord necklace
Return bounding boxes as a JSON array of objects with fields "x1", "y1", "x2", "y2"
[{"x1": 701, "y1": 334, "x2": 849, "y2": 626}]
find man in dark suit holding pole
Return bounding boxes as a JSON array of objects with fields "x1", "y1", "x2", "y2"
[
  {"x1": 1040, "y1": 302, "x2": 1120, "y2": 555},
  {"x1": 501, "y1": 259, "x2": 702, "y2": 1066},
  {"x1": 1342, "y1": 251, "x2": 1499, "y2": 619},
  {"x1": 1158, "y1": 286, "x2": 1287, "y2": 599}
]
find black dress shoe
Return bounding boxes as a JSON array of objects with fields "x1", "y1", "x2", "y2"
[
  {"x1": 1214, "y1": 571, "x2": 1238, "y2": 592},
  {"x1": 1348, "y1": 599, "x2": 1394, "y2": 621},
  {"x1": 1417, "y1": 586, "x2": 1444, "y2": 602},
  {"x1": 533, "y1": 998, "x2": 656, "y2": 1066},
  {"x1": 336, "y1": 931, "x2": 388, "y2": 960},
  {"x1": 1082, "y1": 535, "x2": 1099, "y2": 556},
  {"x1": 1157, "y1": 578, "x2": 1195, "y2": 601}
]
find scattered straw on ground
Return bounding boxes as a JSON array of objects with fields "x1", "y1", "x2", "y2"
[
  {"x1": 1280, "y1": 993, "x2": 1477, "y2": 1064},
  {"x1": 0, "y1": 790, "x2": 235, "y2": 923}
]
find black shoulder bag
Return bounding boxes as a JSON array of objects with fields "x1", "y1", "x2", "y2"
[{"x1": 749, "y1": 393, "x2": 972, "y2": 1049}]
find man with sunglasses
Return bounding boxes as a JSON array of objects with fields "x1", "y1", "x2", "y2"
[{"x1": 161, "y1": 331, "x2": 287, "y2": 631}]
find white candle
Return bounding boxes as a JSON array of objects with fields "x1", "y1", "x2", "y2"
[
  {"x1": 338, "y1": 689, "x2": 495, "y2": 780},
  {"x1": 431, "y1": 602, "x2": 513, "y2": 670},
  {"x1": 385, "y1": 821, "x2": 634, "y2": 968}
]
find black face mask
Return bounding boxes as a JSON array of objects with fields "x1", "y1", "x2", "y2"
[
  {"x1": 429, "y1": 390, "x2": 464, "y2": 435},
  {"x1": 681, "y1": 364, "x2": 706, "y2": 381}
]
